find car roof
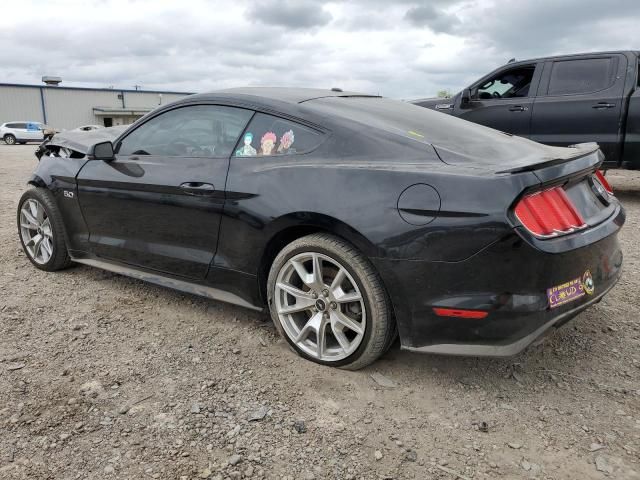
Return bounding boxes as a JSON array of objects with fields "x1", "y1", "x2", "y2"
[
  {"x1": 508, "y1": 50, "x2": 638, "y2": 67},
  {"x1": 183, "y1": 87, "x2": 379, "y2": 106}
]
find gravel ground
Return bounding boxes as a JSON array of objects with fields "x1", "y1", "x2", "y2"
[{"x1": 0, "y1": 144, "x2": 639, "y2": 480}]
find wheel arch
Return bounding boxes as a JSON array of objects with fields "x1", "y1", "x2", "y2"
[
  {"x1": 27, "y1": 174, "x2": 47, "y2": 189},
  {"x1": 257, "y1": 213, "x2": 380, "y2": 305}
]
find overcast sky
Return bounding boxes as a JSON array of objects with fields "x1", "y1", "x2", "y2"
[{"x1": 3, "y1": 0, "x2": 639, "y2": 99}]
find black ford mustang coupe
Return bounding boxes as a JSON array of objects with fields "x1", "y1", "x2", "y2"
[{"x1": 18, "y1": 88, "x2": 624, "y2": 369}]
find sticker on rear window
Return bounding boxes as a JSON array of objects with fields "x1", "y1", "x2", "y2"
[{"x1": 547, "y1": 270, "x2": 595, "y2": 309}]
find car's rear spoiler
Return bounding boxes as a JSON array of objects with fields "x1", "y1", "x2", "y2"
[{"x1": 496, "y1": 143, "x2": 601, "y2": 174}]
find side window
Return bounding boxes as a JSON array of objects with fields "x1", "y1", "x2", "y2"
[
  {"x1": 5, "y1": 123, "x2": 19, "y2": 129},
  {"x1": 233, "y1": 113, "x2": 323, "y2": 157},
  {"x1": 117, "y1": 105, "x2": 253, "y2": 157},
  {"x1": 475, "y1": 66, "x2": 536, "y2": 100},
  {"x1": 547, "y1": 58, "x2": 617, "y2": 96},
  {"x1": 10, "y1": 123, "x2": 27, "y2": 129}
]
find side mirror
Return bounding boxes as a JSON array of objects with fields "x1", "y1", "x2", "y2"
[
  {"x1": 460, "y1": 88, "x2": 472, "y2": 109},
  {"x1": 89, "y1": 141, "x2": 115, "y2": 161}
]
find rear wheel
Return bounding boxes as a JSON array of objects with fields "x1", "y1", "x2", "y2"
[
  {"x1": 4, "y1": 134, "x2": 16, "y2": 145},
  {"x1": 17, "y1": 188, "x2": 72, "y2": 271},
  {"x1": 267, "y1": 233, "x2": 395, "y2": 370}
]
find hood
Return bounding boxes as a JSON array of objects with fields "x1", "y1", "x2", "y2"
[{"x1": 46, "y1": 125, "x2": 127, "y2": 154}]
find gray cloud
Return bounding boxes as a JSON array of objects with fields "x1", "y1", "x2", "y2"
[
  {"x1": 404, "y1": 4, "x2": 461, "y2": 33},
  {"x1": 245, "y1": 0, "x2": 333, "y2": 29},
  {"x1": 452, "y1": 0, "x2": 640, "y2": 58},
  {"x1": 0, "y1": 0, "x2": 638, "y2": 102}
]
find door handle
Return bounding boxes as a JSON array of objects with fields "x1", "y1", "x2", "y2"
[
  {"x1": 508, "y1": 105, "x2": 528, "y2": 112},
  {"x1": 592, "y1": 102, "x2": 616, "y2": 109},
  {"x1": 180, "y1": 182, "x2": 215, "y2": 196}
]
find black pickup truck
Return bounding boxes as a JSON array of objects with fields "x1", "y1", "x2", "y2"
[{"x1": 413, "y1": 51, "x2": 640, "y2": 169}]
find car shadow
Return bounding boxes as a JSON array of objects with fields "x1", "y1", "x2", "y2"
[{"x1": 369, "y1": 320, "x2": 601, "y2": 389}]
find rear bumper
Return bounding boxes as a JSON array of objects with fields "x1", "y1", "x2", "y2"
[
  {"x1": 402, "y1": 278, "x2": 616, "y2": 356},
  {"x1": 372, "y1": 213, "x2": 624, "y2": 356}
]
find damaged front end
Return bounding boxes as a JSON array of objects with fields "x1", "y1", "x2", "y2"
[{"x1": 35, "y1": 125, "x2": 127, "y2": 160}]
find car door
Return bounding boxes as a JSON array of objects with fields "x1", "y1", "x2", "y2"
[
  {"x1": 12, "y1": 122, "x2": 28, "y2": 140},
  {"x1": 454, "y1": 63, "x2": 542, "y2": 137},
  {"x1": 530, "y1": 54, "x2": 626, "y2": 162},
  {"x1": 76, "y1": 104, "x2": 254, "y2": 279},
  {"x1": 25, "y1": 122, "x2": 44, "y2": 140}
]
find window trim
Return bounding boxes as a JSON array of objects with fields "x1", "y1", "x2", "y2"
[
  {"x1": 469, "y1": 63, "x2": 540, "y2": 102},
  {"x1": 114, "y1": 103, "x2": 255, "y2": 159},
  {"x1": 543, "y1": 56, "x2": 619, "y2": 97},
  {"x1": 231, "y1": 111, "x2": 327, "y2": 159},
  {"x1": 472, "y1": 64, "x2": 538, "y2": 101}
]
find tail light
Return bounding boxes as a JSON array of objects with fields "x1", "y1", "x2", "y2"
[
  {"x1": 594, "y1": 169, "x2": 613, "y2": 195},
  {"x1": 433, "y1": 307, "x2": 488, "y2": 319},
  {"x1": 514, "y1": 186, "x2": 586, "y2": 238}
]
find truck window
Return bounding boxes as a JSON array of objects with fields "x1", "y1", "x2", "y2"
[
  {"x1": 547, "y1": 58, "x2": 617, "y2": 96},
  {"x1": 475, "y1": 66, "x2": 535, "y2": 100}
]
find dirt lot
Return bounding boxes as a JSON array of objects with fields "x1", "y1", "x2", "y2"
[{"x1": 0, "y1": 144, "x2": 638, "y2": 480}]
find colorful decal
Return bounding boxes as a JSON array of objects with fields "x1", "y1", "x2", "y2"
[
  {"x1": 547, "y1": 270, "x2": 595, "y2": 309},
  {"x1": 26, "y1": 122, "x2": 40, "y2": 131},
  {"x1": 582, "y1": 270, "x2": 595, "y2": 295},
  {"x1": 260, "y1": 131, "x2": 277, "y2": 156},
  {"x1": 277, "y1": 129, "x2": 296, "y2": 154},
  {"x1": 235, "y1": 132, "x2": 257, "y2": 157},
  {"x1": 408, "y1": 130, "x2": 424, "y2": 138}
]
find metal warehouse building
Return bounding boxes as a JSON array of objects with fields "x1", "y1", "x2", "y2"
[{"x1": 0, "y1": 80, "x2": 193, "y2": 130}]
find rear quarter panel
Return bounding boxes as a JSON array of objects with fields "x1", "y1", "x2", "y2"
[{"x1": 216, "y1": 132, "x2": 540, "y2": 276}]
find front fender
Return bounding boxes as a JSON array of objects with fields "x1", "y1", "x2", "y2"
[{"x1": 27, "y1": 155, "x2": 91, "y2": 253}]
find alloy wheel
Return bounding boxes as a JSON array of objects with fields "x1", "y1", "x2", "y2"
[
  {"x1": 4, "y1": 135, "x2": 16, "y2": 145},
  {"x1": 274, "y1": 252, "x2": 366, "y2": 362},
  {"x1": 19, "y1": 199, "x2": 54, "y2": 265}
]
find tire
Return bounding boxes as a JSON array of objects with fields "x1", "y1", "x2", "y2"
[
  {"x1": 267, "y1": 233, "x2": 395, "y2": 370},
  {"x1": 17, "y1": 188, "x2": 72, "y2": 271},
  {"x1": 4, "y1": 134, "x2": 16, "y2": 145}
]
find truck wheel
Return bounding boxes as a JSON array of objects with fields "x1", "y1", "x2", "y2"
[
  {"x1": 17, "y1": 188, "x2": 72, "y2": 271},
  {"x1": 4, "y1": 134, "x2": 16, "y2": 145},
  {"x1": 267, "y1": 233, "x2": 395, "y2": 370}
]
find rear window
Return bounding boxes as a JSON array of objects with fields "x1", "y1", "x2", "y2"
[
  {"x1": 306, "y1": 96, "x2": 572, "y2": 168},
  {"x1": 547, "y1": 58, "x2": 617, "y2": 95}
]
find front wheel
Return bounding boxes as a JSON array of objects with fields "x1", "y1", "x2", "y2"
[
  {"x1": 267, "y1": 233, "x2": 395, "y2": 370},
  {"x1": 17, "y1": 188, "x2": 72, "y2": 271}
]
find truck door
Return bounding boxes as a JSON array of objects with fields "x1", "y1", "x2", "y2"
[
  {"x1": 454, "y1": 63, "x2": 542, "y2": 138},
  {"x1": 530, "y1": 54, "x2": 626, "y2": 164}
]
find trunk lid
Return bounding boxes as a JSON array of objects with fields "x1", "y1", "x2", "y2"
[{"x1": 508, "y1": 146, "x2": 617, "y2": 240}]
